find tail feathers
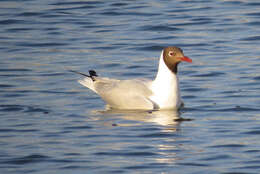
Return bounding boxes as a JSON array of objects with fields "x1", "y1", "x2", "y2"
[
  {"x1": 70, "y1": 69, "x2": 98, "y2": 92},
  {"x1": 78, "y1": 78, "x2": 96, "y2": 92}
]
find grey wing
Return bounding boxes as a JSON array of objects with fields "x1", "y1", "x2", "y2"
[{"x1": 94, "y1": 79, "x2": 157, "y2": 110}]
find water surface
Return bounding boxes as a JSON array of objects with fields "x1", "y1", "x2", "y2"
[{"x1": 1, "y1": 0, "x2": 260, "y2": 173}]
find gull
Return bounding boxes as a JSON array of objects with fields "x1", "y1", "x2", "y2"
[{"x1": 71, "y1": 46, "x2": 192, "y2": 110}]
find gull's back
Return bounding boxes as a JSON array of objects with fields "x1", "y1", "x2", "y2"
[{"x1": 79, "y1": 77, "x2": 156, "y2": 110}]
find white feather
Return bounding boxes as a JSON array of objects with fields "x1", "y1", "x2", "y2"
[{"x1": 149, "y1": 51, "x2": 182, "y2": 109}]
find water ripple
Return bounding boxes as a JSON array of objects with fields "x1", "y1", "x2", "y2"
[
  {"x1": 1, "y1": 0, "x2": 260, "y2": 173},
  {"x1": 241, "y1": 36, "x2": 260, "y2": 41},
  {"x1": 0, "y1": 104, "x2": 50, "y2": 114},
  {"x1": 95, "y1": 151, "x2": 157, "y2": 157},
  {"x1": 4, "y1": 154, "x2": 49, "y2": 165},
  {"x1": 139, "y1": 25, "x2": 180, "y2": 32}
]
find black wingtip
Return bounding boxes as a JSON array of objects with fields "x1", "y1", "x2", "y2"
[
  {"x1": 70, "y1": 69, "x2": 98, "y2": 81},
  {"x1": 89, "y1": 70, "x2": 98, "y2": 77},
  {"x1": 69, "y1": 70, "x2": 90, "y2": 77}
]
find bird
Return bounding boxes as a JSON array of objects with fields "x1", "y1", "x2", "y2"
[{"x1": 71, "y1": 46, "x2": 192, "y2": 110}]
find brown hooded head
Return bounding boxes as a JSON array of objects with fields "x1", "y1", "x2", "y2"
[{"x1": 163, "y1": 46, "x2": 192, "y2": 74}]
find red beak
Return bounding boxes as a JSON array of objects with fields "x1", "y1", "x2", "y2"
[{"x1": 180, "y1": 56, "x2": 192, "y2": 63}]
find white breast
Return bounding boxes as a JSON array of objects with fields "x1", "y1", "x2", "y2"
[{"x1": 149, "y1": 51, "x2": 182, "y2": 109}]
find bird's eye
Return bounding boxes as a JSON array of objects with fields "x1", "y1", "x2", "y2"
[{"x1": 169, "y1": 51, "x2": 176, "y2": 56}]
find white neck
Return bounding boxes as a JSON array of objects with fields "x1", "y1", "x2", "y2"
[{"x1": 149, "y1": 51, "x2": 182, "y2": 109}]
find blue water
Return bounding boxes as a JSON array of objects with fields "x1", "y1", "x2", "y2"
[{"x1": 1, "y1": 0, "x2": 260, "y2": 173}]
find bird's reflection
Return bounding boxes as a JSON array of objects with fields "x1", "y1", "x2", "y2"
[
  {"x1": 90, "y1": 109, "x2": 193, "y2": 164},
  {"x1": 93, "y1": 109, "x2": 186, "y2": 127}
]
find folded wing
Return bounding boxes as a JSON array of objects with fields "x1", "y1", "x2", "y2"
[{"x1": 79, "y1": 77, "x2": 157, "y2": 110}]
